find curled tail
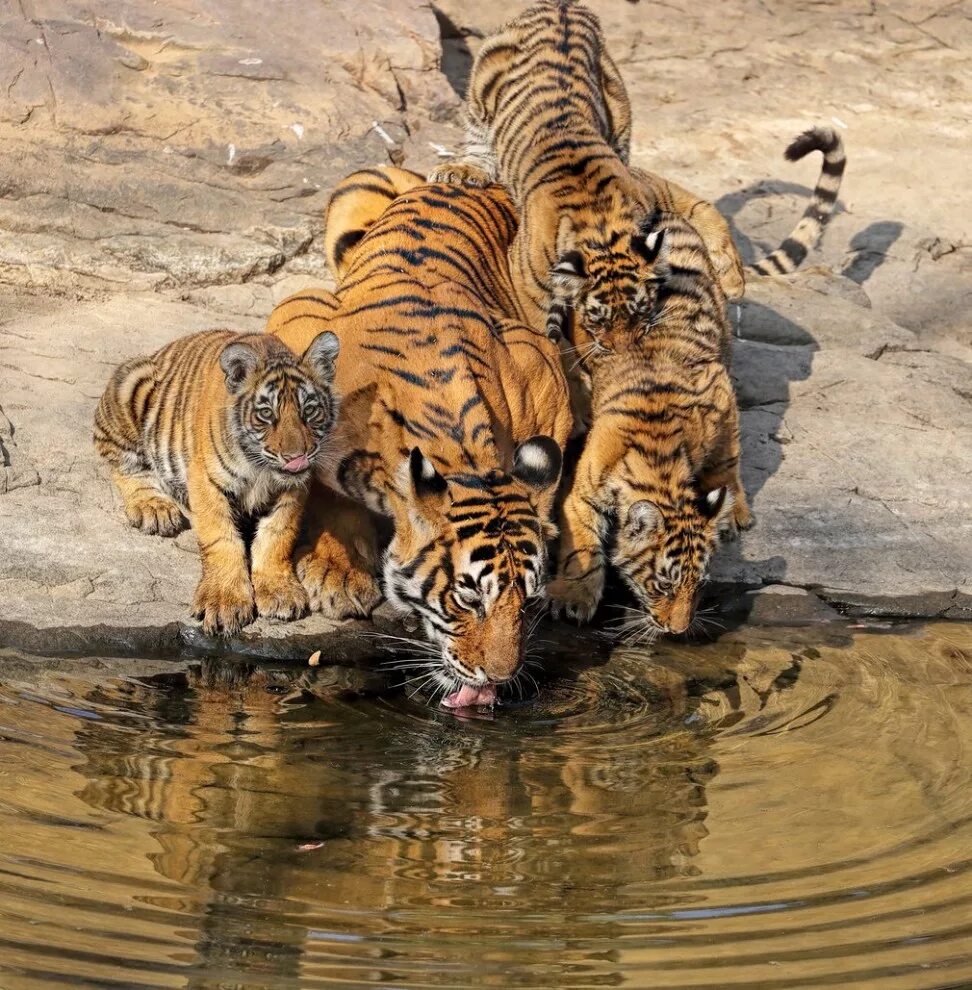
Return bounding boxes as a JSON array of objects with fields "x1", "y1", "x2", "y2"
[
  {"x1": 747, "y1": 127, "x2": 846, "y2": 277},
  {"x1": 323, "y1": 166, "x2": 424, "y2": 281}
]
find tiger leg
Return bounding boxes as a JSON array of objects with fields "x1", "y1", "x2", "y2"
[
  {"x1": 251, "y1": 486, "x2": 310, "y2": 622},
  {"x1": 111, "y1": 468, "x2": 187, "y2": 537},
  {"x1": 186, "y1": 464, "x2": 255, "y2": 636},
  {"x1": 296, "y1": 484, "x2": 383, "y2": 619},
  {"x1": 548, "y1": 437, "x2": 612, "y2": 623}
]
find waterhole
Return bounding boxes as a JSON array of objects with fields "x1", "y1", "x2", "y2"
[{"x1": 0, "y1": 621, "x2": 969, "y2": 988}]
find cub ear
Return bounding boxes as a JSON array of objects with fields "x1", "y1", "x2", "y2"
[
  {"x1": 549, "y1": 250, "x2": 586, "y2": 293},
  {"x1": 697, "y1": 486, "x2": 731, "y2": 520},
  {"x1": 632, "y1": 227, "x2": 666, "y2": 266},
  {"x1": 219, "y1": 341, "x2": 261, "y2": 395},
  {"x1": 625, "y1": 499, "x2": 662, "y2": 538},
  {"x1": 408, "y1": 446, "x2": 448, "y2": 501},
  {"x1": 512, "y1": 435, "x2": 562, "y2": 494},
  {"x1": 303, "y1": 330, "x2": 340, "y2": 383}
]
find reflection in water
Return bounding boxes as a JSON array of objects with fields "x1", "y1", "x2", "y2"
[{"x1": 0, "y1": 623, "x2": 970, "y2": 989}]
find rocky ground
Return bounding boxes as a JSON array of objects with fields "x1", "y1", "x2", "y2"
[{"x1": 1, "y1": 0, "x2": 970, "y2": 659}]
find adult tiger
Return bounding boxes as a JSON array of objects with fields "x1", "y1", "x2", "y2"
[{"x1": 267, "y1": 173, "x2": 572, "y2": 706}]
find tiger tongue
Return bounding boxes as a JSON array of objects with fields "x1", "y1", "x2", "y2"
[
  {"x1": 282, "y1": 454, "x2": 310, "y2": 473},
  {"x1": 442, "y1": 683, "x2": 498, "y2": 709}
]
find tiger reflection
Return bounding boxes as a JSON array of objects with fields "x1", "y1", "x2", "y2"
[{"x1": 69, "y1": 656, "x2": 792, "y2": 984}]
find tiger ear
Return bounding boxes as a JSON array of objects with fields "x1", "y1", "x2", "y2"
[
  {"x1": 219, "y1": 341, "x2": 261, "y2": 395},
  {"x1": 625, "y1": 500, "x2": 662, "y2": 538},
  {"x1": 698, "y1": 486, "x2": 732, "y2": 520},
  {"x1": 408, "y1": 446, "x2": 448, "y2": 504},
  {"x1": 632, "y1": 227, "x2": 666, "y2": 266},
  {"x1": 303, "y1": 330, "x2": 340, "y2": 384},
  {"x1": 512, "y1": 435, "x2": 562, "y2": 494}
]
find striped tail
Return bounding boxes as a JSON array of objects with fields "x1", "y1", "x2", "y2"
[
  {"x1": 747, "y1": 127, "x2": 846, "y2": 276},
  {"x1": 323, "y1": 166, "x2": 424, "y2": 281}
]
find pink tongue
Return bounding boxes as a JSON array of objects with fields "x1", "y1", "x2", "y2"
[
  {"x1": 442, "y1": 683, "x2": 497, "y2": 709},
  {"x1": 283, "y1": 454, "x2": 310, "y2": 473}
]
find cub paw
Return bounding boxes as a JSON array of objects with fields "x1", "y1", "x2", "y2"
[
  {"x1": 548, "y1": 573, "x2": 603, "y2": 625},
  {"x1": 192, "y1": 576, "x2": 256, "y2": 636},
  {"x1": 297, "y1": 551, "x2": 382, "y2": 619},
  {"x1": 428, "y1": 162, "x2": 492, "y2": 188},
  {"x1": 126, "y1": 495, "x2": 186, "y2": 537},
  {"x1": 719, "y1": 504, "x2": 755, "y2": 543},
  {"x1": 254, "y1": 572, "x2": 310, "y2": 622}
]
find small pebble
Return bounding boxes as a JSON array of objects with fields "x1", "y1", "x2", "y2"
[{"x1": 308, "y1": 650, "x2": 321, "y2": 667}]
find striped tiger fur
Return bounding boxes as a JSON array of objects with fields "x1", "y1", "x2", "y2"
[
  {"x1": 547, "y1": 209, "x2": 752, "y2": 632},
  {"x1": 267, "y1": 173, "x2": 572, "y2": 702},
  {"x1": 432, "y1": 0, "x2": 845, "y2": 329},
  {"x1": 94, "y1": 329, "x2": 340, "y2": 635}
]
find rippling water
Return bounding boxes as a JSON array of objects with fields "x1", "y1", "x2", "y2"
[{"x1": 0, "y1": 622, "x2": 970, "y2": 989}]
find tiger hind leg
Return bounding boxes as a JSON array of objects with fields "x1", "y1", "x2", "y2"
[
  {"x1": 111, "y1": 468, "x2": 187, "y2": 537},
  {"x1": 296, "y1": 485, "x2": 383, "y2": 619}
]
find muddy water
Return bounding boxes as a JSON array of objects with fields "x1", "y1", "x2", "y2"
[{"x1": 0, "y1": 622, "x2": 970, "y2": 989}]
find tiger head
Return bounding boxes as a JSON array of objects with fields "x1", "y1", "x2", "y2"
[
  {"x1": 545, "y1": 209, "x2": 669, "y2": 355},
  {"x1": 383, "y1": 437, "x2": 563, "y2": 707},
  {"x1": 220, "y1": 331, "x2": 340, "y2": 478},
  {"x1": 611, "y1": 474, "x2": 730, "y2": 638}
]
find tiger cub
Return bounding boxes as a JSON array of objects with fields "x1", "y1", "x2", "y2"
[
  {"x1": 428, "y1": 0, "x2": 746, "y2": 314},
  {"x1": 267, "y1": 173, "x2": 572, "y2": 705},
  {"x1": 94, "y1": 329, "x2": 340, "y2": 636},
  {"x1": 546, "y1": 210, "x2": 751, "y2": 633}
]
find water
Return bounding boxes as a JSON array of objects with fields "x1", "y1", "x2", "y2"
[{"x1": 0, "y1": 622, "x2": 970, "y2": 989}]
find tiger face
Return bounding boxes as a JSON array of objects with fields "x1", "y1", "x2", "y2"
[
  {"x1": 546, "y1": 211, "x2": 668, "y2": 352},
  {"x1": 611, "y1": 487, "x2": 729, "y2": 637},
  {"x1": 220, "y1": 332, "x2": 340, "y2": 479},
  {"x1": 383, "y1": 437, "x2": 563, "y2": 707}
]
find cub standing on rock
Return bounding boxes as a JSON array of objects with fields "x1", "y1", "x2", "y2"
[
  {"x1": 434, "y1": 0, "x2": 846, "y2": 636},
  {"x1": 267, "y1": 169, "x2": 571, "y2": 707},
  {"x1": 94, "y1": 329, "x2": 340, "y2": 636}
]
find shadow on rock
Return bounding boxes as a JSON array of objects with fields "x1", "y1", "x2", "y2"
[
  {"x1": 715, "y1": 180, "x2": 846, "y2": 266},
  {"x1": 841, "y1": 220, "x2": 904, "y2": 285},
  {"x1": 432, "y1": 5, "x2": 476, "y2": 100}
]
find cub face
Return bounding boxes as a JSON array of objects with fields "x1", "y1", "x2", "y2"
[
  {"x1": 220, "y1": 331, "x2": 341, "y2": 479},
  {"x1": 611, "y1": 487, "x2": 729, "y2": 637}
]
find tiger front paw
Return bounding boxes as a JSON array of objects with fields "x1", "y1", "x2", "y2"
[
  {"x1": 125, "y1": 493, "x2": 187, "y2": 537},
  {"x1": 428, "y1": 162, "x2": 492, "y2": 188},
  {"x1": 254, "y1": 571, "x2": 310, "y2": 622},
  {"x1": 548, "y1": 572, "x2": 604, "y2": 625},
  {"x1": 192, "y1": 575, "x2": 256, "y2": 636},
  {"x1": 297, "y1": 550, "x2": 382, "y2": 619}
]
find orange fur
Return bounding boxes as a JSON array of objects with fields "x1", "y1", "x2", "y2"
[{"x1": 94, "y1": 329, "x2": 339, "y2": 635}]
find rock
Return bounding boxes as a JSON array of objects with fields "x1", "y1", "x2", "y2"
[
  {"x1": 2, "y1": 0, "x2": 971, "y2": 658},
  {"x1": 0, "y1": 0, "x2": 456, "y2": 296}
]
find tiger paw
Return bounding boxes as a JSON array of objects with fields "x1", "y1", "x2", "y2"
[
  {"x1": 192, "y1": 576, "x2": 256, "y2": 636},
  {"x1": 548, "y1": 573, "x2": 603, "y2": 624},
  {"x1": 428, "y1": 162, "x2": 492, "y2": 188},
  {"x1": 254, "y1": 572, "x2": 310, "y2": 622},
  {"x1": 297, "y1": 551, "x2": 382, "y2": 619},
  {"x1": 125, "y1": 494, "x2": 186, "y2": 537}
]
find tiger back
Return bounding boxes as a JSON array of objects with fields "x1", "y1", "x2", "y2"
[{"x1": 267, "y1": 175, "x2": 572, "y2": 705}]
